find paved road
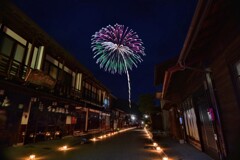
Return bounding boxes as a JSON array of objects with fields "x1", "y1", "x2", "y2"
[
  {"x1": 3, "y1": 129, "x2": 160, "y2": 160},
  {"x1": 48, "y1": 129, "x2": 159, "y2": 160}
]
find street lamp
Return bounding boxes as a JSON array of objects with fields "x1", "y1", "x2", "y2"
[
  {"x1": 144, "y1": 114, "x2": 149, "y2": 119},
  {"x1": 131, "y1": 115, "x2": 136, "y2": 121}
]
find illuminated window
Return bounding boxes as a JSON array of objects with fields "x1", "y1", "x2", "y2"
[
  {"x1": 182, "y1": 98, "x2": 200, "y2": 141},
  {"x1": 44, "y1": 60, "x2": 58, "y2": 79},
  {"x1": 49, "y1": 65, "x2": 58, "y2": 79},
  {"x1": 103, "y1": 96, "x2": 109, "y2": 108},
  {"x1": 92, "y1": 86, "x2": 97, "y2": 100},
  {"x1": 0, "y1": 34, "x2": 28, "y2": 78},
  {"x1": 13, "y1": 44, "x2": 25, "y2": 62}
]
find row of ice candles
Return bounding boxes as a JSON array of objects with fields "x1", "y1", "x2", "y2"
[
  {"x1": 28, "y1": 128, "x2": 134, "y2": 160},
  {"x1": 144, "y1": 127, "x2": 169, "y2": 160}
]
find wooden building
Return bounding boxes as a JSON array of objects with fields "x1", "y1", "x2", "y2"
[
  {"x1": 0, "y1": 1, "x2": 112, "y2": 146},
  {"x1": 155, "y1": 0, "x2": 240, "y2": 159}
]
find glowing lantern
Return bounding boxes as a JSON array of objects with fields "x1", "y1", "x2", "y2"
[
  {"x1": 153, "y1": 142, "x2": 158, "y2": 146},
  {"x1": 162, "y1": 157, "x2": 168, "y2": 160},
  {"x1": 156, "y1": 146, "x2": 162, "y2": 152},
  {"x1": 59, "y1": 145, "x2": 68, "y2": 151},
  {"x1": 29, "y1": 154, "x2": 35, "y2": 160}
]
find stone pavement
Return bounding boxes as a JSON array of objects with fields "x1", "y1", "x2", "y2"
[
  {"x1": 1, "y1": 130, "x2": 106, "y2": 160},
  {"x1": 1, "y1": 128, "x2": 138, "y2": 160},
  {"x1": 153, "y1": 136, "x2": 214, "y2": 160},
  {"x1": 1, "y1": 128, "x2": 214, "y2": 160}
]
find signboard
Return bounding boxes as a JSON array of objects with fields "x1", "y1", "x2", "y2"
[
  {"x1": 66, "y1": 116, "x2": 77, "y2": 125},
  {"x1": 66, "y1": 115, "x2": 71, "y2": 124}
]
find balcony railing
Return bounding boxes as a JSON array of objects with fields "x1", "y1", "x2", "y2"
[
  {"x1": 0, "y1": 54, "x2": 28, "y2": 80},
  {"x1": 25, "y1": 69, "x2": 56, "y2": 89},
  {"x1": 0, "y1": 54, "x2": 103, "y2": 107}
]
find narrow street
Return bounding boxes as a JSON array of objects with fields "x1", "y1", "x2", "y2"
[
  {"x1": 4, "y1": 129, "x2": 162, "y2": 160},
  {"x1": 50, "y1": 129, "x2": 159, "y2": 160},
  {"x1": 2, "y1": 0, "x2": 240, "y2": 159}
]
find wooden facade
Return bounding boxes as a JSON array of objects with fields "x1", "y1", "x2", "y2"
[
  {"x1": 155, "y1": 0, "x2": 240, "y2": 159},
  {"x1": 0, "y1": 1, "x2": 112, "y2": 146}
]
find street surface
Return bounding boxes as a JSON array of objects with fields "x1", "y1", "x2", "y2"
[
  {"x1": 47, "y1": 129, "x2": 160, "y2": 160},
  {"x1": 3, "y1": 129, "x2": 161, "y2": 160}
]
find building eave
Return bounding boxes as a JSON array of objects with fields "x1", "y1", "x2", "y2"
[{"x1": 161, "y1": 0, "x2": 213, "y2": 100}]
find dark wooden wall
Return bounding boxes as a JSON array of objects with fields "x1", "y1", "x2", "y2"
[{"x1": 211, "y1": 33, "x2": 240, "y2": 160}]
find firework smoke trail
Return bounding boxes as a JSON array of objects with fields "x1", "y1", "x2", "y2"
[
  {"x1": 91, "y1": 24, "x2": 145, "y2": 108},
  {"x1": 121, "y1": 53, "x2": 131, "y2": 108}
]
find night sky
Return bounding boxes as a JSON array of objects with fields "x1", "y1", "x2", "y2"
[{"x1": 11, "y1": 0, "x2": 197, "y2": 103}]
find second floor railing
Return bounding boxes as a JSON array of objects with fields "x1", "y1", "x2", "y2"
[
  {"x1": 0, "y1": 54, "x2": 104, "y2": 107},
  {"x1": 0, "y1": 54, "x2": 28, "y2": 80}
]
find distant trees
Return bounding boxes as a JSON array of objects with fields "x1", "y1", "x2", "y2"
[
  {"x1": 138, "y1": 94, "x2": 162, "y2": 129},
  {"x1": 138, "y1": 94, "x2": 160, "y2": 114}
]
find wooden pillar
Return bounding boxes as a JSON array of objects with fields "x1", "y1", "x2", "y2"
[
  {"x1": 206, "y1": 71, "x2": 227, "y2": 159},
  {"x1": 17, "y1": 97, "x2": 36, "y2": 145},
  {"x1": 85, "y1": 108, "x2": 89, "y2": 132}
]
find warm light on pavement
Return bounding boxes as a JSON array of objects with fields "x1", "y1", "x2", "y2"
[
  {"x1": 162, "y1": 157, "x2": 168, "y2": 160},
  {"x1": 58, "y1": 145, "x2": 69, "y2": 151},
  {"x1": 29, "y1": 154, "x2": 35, "y2": 160},
  {"x1": 153, "y1": 142, "x2": 158, "y2": 146},
  {"x1": 156, "y1": 146, "x2": 162, "y2": 152}
]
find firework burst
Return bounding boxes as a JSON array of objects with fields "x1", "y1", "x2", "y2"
[{"x1": 91, "y1": 24, "x2": 145, "y2": 108}]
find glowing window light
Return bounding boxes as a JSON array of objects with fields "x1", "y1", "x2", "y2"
[{"x1": 29, "y1": 154, "x2": 35, "y2": 160}]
